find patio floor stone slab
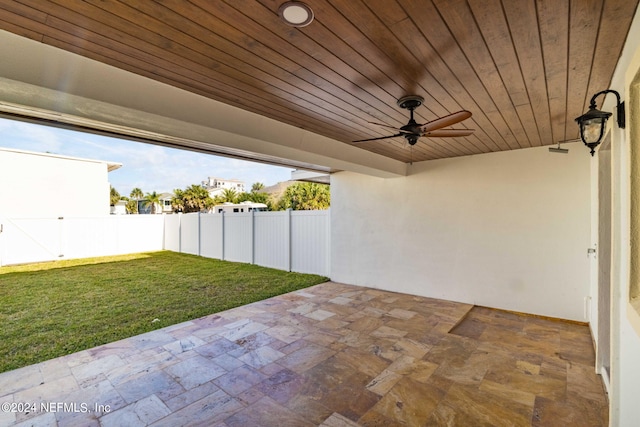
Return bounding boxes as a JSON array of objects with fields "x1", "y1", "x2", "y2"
[{"x1": 0, "y1": 281, "x2": 608, "y2": 426}]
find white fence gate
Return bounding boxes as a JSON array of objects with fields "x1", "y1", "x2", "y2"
[
  {"x1": 0, "y1": 215, "x2": 165, "y2": 266},
  {"x1": 164, "y1": 210, "x2": 330, "y2": 277}
]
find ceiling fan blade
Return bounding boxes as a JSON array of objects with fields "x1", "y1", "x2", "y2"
[
  {"x1": 352, "y1": 133, "x2": 404, "y2": 143},
  {"x1": 421, "y1": 110, "x2": 472, "y2": 132},
  {"x1": 423, "y1": 129, "x2": 475, "y2": 137}
]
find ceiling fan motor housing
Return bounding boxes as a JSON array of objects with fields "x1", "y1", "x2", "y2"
[
  {"x1": 397, "y1": 95, "x2": 424, "y2": 110},
  {"x1": 398, "y1": 95, "x2": 424, "y2": 143}
]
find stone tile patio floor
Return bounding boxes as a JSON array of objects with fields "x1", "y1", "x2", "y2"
[{"x1": 0, "y1": 281, "x2": 608, "y2": 426}]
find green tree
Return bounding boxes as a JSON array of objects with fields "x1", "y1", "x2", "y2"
[
  {"x1": 215, "y1": 188, "x2": 238, "y2": 205},
  {"x1": 173, "y1": 184, "x2": 214, "y2": 213},
  {"x1": 130, "y1": 187, "x2": 143, "y2": 201},
  {"x1": 143, "y1": 191, "x2": 161, "y2": 214},
  {"x1": 127, "y1": 187, "x2": 143, "y2": 214},
  {"x1": 110, "y1": 186, "x2": 121, "y2": 206},
  {"x1": 251, "y1": 182, "x2": 265, "y2": 192},
  {"x1": 276, "y1": 182, "x2": 330, "y2": 211},
  {"x1": 125, "y1": 199, "x2": 138, "y2": 214},
  {"x1": 237, "y1": 191, "x2": 269, "y2": 204},
  {"x1": 237, "y1": 191, "x2": 273, "y2": 210},
  {"x1": 171, "y1": 188, "x2": 185, "y2": 213}
]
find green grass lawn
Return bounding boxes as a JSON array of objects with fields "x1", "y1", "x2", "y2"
[{"x1": 0, "y1": 251, "x2": 328, "y2": 373}]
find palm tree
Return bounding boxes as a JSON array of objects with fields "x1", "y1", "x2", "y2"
[
  {"x1": 251, "y1": 182, "x2": 265, "y2": 192},
  {"x1": 184, "y1": 184, "x2": 214, "y2": 212},
  {"x1": 143, "y1": 191, "x2": 161, "y2": 214},
  {"x1": 130, "y1": 187, "x2": 143, "y2": 200},
  {"x1": 171, "y1": 185, "x2": 214, "y2": 213},
  {"x1": 110, "y1": 186, "x2": 121, "y2": 206},
  {"x1": 128, "y1": 187, "x2": 143, "y2": 214},
  {"x1": 125, "y1": 199, "x2": 138, "y2": 214},
  {"x1": 276, "y1": 182, "x2": 330, "y2": 211},
  {"x1": 237, "y1": 190, "x2": 270, "y2": 207},
  {"x1": 220, "y1": 188, "x2": 238, "y2": 204},
  {"x1": 171, "y1": 188, "x2": 185, "y2": 213}
]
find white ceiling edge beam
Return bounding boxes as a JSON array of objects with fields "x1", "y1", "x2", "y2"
[
  {"x1": 290, "y1": 170, "x2": 331, "y2": 184},
  {"x1": 0, "y1": 30, "x2": 406, "y2": 179}
]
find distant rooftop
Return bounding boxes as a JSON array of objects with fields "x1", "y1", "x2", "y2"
[{"x1": 0, "y1": 146, "x2": 122, "y2": 172}]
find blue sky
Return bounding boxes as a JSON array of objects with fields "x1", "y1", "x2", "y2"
[{"x1": 0, "y1": 118, "x2": 294, "y2": 196}]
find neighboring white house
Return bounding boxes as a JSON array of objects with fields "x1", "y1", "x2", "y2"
[
  {"x1": 202, "y1": 177, "x2": 245, "y2": 197},
  {"x1": 110, "y1": 200, "x2": 127, "y2": 215},
  {"x1": 0, "y1": 146, "x2": 121, "y2": 218},
  {"x1": 206, "y1": 187, "x2": 226, "y2": 199},
  {"x1": 137, "y1": 192, "x2": 173, "y2": 214}
]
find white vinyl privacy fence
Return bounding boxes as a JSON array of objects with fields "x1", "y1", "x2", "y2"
[
  {"x1": 0, "y1": 215, "x2": 165, "y2": 266},
  {"x1": 0, "y1": 210, "x2": 330, "y2": 276},
  {"x1": 164, "y1": 210, "x2": 330, "y2": 276}
]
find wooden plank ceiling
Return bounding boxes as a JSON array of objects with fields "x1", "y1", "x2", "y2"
[{"x1": 0, "y1": 0, "x2": 637, "y2": 163}]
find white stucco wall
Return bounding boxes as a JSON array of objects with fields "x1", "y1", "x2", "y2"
[
  {"x1": 0, "y1": 148, "x2": 114, "y2": 218},
  {"x1": 331, "y1": 141, "x2": 591, "y2": 321},
  {"x1": 606, "y1": 4, "x2": 640, "y2": 425}
]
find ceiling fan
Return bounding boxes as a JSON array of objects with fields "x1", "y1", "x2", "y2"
[{"x1": 353, "y1": 95, "x2": 474, "y2": 146}]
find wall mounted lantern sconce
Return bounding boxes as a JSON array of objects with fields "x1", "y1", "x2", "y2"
[{"x1": 574, "y1": 89, "x2": 625, "y2": 156}]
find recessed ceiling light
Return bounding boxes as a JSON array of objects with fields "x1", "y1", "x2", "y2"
[{"x1": 279, "y1": 2, "x2": 314, "y2": 27}]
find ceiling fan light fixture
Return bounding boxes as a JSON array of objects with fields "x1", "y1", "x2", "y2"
[
  {"x1": 279, "y1": 2, "x2": 314, "y2": 27},
  {"x1": 406, "y1": 135, "x2": 419, "y2": 146}
]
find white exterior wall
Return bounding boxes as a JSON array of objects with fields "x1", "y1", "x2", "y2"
[
  {"x1": 331, "y1": 141, "x2": 591, "y2": 321},
  {"x1": 602, "y1": 6, "x2": 640, "y2": 426},
  {"x1": 0, "y1": 148, "x2": 114, "y2": 218}
]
